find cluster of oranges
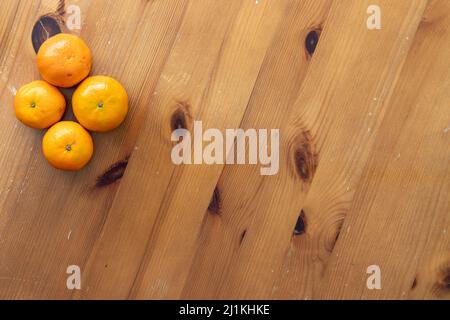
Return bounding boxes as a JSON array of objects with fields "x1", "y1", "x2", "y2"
[{"x1": 14, "y1": 34, "x2": 128, "y2": 171}]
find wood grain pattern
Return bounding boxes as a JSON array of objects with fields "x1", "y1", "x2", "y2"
[
  {"x1": 317, "y1": 0, "x2": 450, "y2": 299},
  {"x1": 182, "y1": 0, "x2": 333, "y2": 299},
  {"x1": 0, "y1": 0, "x2": 449, "y2": 300}
]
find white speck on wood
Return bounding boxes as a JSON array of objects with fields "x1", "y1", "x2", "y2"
[
  {"x1": 67, "y1": 230, "x2": 72, "y2": 240},
  {"x1": 39, "y1": 20, "x2": 50, "y2": 38},
  {"x1": 150, "y1": 279, "x2": 169, "y2": 295},
  {"x1": 7, "y1": 85, "x2": 16, "y2": 96}
]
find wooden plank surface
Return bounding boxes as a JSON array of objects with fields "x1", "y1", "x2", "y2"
[
  {"x1": 316, "y1": 0, "x2": 450, "y2": 299},
  {"x1": 0, "y1": 0, "x2": 449, "y2": 300}
]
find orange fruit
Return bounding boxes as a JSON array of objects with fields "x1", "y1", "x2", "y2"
[
  {"x1": 14, "y1": 80, "x2": 66, "y2": 129},
  {"x1": 42, "y1": 121, "x2": 94, "y2": 171},
  {"x1": 72, "y1": 75, "x2": 128, "y2": 132},
  {"x1": 37, "y1": 33, "x2": 92, "y2": 88}
]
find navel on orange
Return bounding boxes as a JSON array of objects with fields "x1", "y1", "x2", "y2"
[
  {"x1": 42, "y1": 121, "x2": 94, "y2": 171},
  {"x1": 72, "y1": 75, "x2": 128, "y2": 132},
  {"x1": 37, "y1": 33, "x2": 92, "y2": 88},
  {"x1": 14, "y1": 80, "x2": 66, "y2": 129}
]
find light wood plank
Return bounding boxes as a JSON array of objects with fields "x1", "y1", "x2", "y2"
[
  {"x1": 0, "y1": 0, "x2": 187, "y2": 299},
  {"x1": 77, "y1": 0, "x2": 247, "y2": 299},
  {"x1": 315, "y1": 0, "x2": 450, "y2": 299},
  {"x1": 181, "y1": 0, "x2": 333, "y2": 299},
  {"x1": 131, "y1": 0, "x2": 292, "y2": 299},
  {"x1": 190, "y1": 0, "x2": 427, "y2": 299}
]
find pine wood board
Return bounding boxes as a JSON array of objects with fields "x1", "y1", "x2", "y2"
[{"x1": 0, "y1": 0, "x2": 448, "y2": 300}]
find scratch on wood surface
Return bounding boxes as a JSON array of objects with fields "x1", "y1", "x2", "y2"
[{"x1": 0, "y1": 277, "x2": 42, "y2": 284}]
